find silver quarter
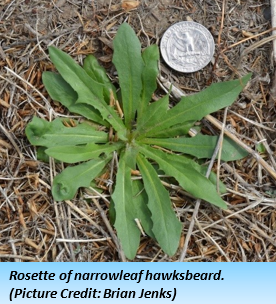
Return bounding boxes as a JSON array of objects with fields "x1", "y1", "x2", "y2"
[{"x1": 160, "y1": 21, "x2": 215, "y2": 73}]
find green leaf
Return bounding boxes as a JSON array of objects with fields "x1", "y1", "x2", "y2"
[
  {"x1": 137, "y1": 153, "x2": 182, "y2": 256},
  {"x1": 48, "y1": 46, "x2": 126, "y2": 138},
  {"x1": 142, "y1": 134, "x2": 248, "y2": 161},
  {"x1": 52, "y1": 157, "x2": 109, "y2": 201},
  {"x1": 112, "y1": 23, "x2": 144, "y2": 129},
  {"x1": 46, "y1": 142, "x2": 123, "y2": 163},
  {"x1": 135, "y1": 95, "x2": 169, "y2": 137},
  {"x1": 112, "y1": 152, "x2": 140, "y2": 260},
  {"x1": 197, "y1": 166, "x2": 226, "y2": 194},
  {"x1": 124, "y1": 143, "x2": 139, "y2": 169},
  {"x1": 132, "y1": 180, "x2": 155, "y2": 239},
  {"x1": 37, "y1": 147, "x2": 50, "y2": 162},
  {"x1": 256, "y1": 142, "x2": 266, "y2": 153},
  {"x1": 83, "y1": 55, "x2": 117, "y2": 103},
  {"x1": 163, "y1": 154, "x2": 227, "y2": 194},
  {"x1": 143, "y1": 74, "x2": 251, "y2": 137},
  {"x1": 137, "y1": 45, "x2": 159, "y2": 122},
  {"x1": 109, "y1": 199, "x2": 116, "y2": 226},
  {"x1": 25, "y1": 117, "x2": 108, "y2": 148},
  {"x1": 138, "y1": 144, "x2": 227, "y2": 209},
  {"x1": 146, "y1": 122, "x2": 194, "y2": 138},
  {"x1": 42, "y1": 72, "x2": 108, "y2": 126}
]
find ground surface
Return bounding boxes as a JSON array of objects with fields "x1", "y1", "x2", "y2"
[{"x1": 0, "y1": 0, "x2": 276, "y2": 262}]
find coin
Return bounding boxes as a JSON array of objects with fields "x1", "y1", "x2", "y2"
[{"x1": 160, "y1": 21, "x2": 215, "y2": 73}]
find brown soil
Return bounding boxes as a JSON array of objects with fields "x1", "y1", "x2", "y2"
[{"x1": 0, "y1": 0, "x2": 275, "y2": 262}]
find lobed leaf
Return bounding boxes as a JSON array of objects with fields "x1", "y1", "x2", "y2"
[
  {"x1": 137, "y1": 45, "x2": 159, "y2": 123},
  {"x1": 52, "y1": 158, "x2": 109, "y2": 201},
  {"x1": 112, "y1": 152, "x2": 141, "y2": 260},
  {"x1": 137, "y1": 153, "x2": 182, "y2": 256},
  {"x1": 146, "y1": 121, "x2": 194, "y2": 138},
  {"x1": 135, "y1": 95, "x2": 169, "y2": 137},
  {"x1": 143, "y1": 74, "x2": 251, "y2": 137},
  {"x1": 163, "y1": 154, "x2": 227, "y2": 194},
  {"x1": 48, "y1": 46, "x2": 126, "y2": 139},
  {"x1": 132, "y1": 180, "x2": 155, "y2": 239},
  {"x1": 42, "y1": 72, "x2": 108, "y2": 126},
  {"x1": 83, "y1": 55, "x2": 117, "y2": 103},
  {"x1": 112, "y1": 23, "x2": 144, "y2": 129},
  {"x1": 46, "y1": 142, "x2": 123, "y2": 163},
  {"x1": 123, "y1": 143, "x2": 139, "y2": 170},
  {"x1": 25, "y1": 117, "x2": 108, "y2": 148},
  {"x1": 138, "y1": 144, "x2": 227, "y2": 209},
  {"x1": 141, "y1": 134, "x2": 248, "y2": 161}
]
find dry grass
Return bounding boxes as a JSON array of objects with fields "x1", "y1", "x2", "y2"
[{"x1": 0, "y1": 0, "x2": 275, "y2": 262}]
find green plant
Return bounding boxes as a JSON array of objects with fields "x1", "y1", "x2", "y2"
[{"x1": 26, "y1": 23, "x2": 250, "y2": 259}]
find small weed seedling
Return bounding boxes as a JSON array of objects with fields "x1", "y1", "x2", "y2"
[{"x1": 26, "y1": 23, "x2": 250, "y2": 259}]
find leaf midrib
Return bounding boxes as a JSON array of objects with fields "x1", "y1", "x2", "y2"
[
  {"x1": 137, "y1": 155, "x2": 171, "y2": 245},
  {"x1": 142, "y1": 138, "x2": 214, "y2": 150},
  {"x1": 65, "y1": 159, "x2": 106, "y2": 186},
  {"x1": 144, "y1": 87, "x2": 238, "y2": 135},
  {"x1": 125, "y1": 39, "x2": 134, "y2": 127},
  {"x1": 113, "y1": 160, "x2": 135, "y2": 257},
  {"x1": 139, "y1": 145, "x2": 212, "y2": 195}
]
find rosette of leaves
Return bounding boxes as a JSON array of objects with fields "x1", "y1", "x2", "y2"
[{"x1": 26, "y1": 23, "x2": 250, "y2": 260}]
